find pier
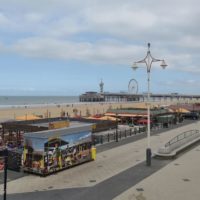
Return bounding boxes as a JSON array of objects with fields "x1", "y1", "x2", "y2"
[{"x1": 79, "y1": 92, "x2": 200, "y2": 103}]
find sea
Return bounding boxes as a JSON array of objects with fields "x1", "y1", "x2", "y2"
[{"x1": 0, "y1": 96, "x2": 80, "y2": 108}]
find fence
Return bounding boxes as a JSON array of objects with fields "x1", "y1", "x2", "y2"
[
  {"x1": 92, "y1": 126, "x2": 147, "y2": 145},
  {"x1": 7, "y1": 149, "x2": 22, "y2": 172}
]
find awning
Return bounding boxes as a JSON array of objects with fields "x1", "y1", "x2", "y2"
[
  {"x1": 137, "y1": 119, "x2": 153, "y2": 124},
  {"x1": 157, "y1": 115, "x2": 175, "y2": 123},
  {"x1": 105, "y1": 113, "x2": 147, "y2": 117},
  {"x1": 85, "y1": 116, "x2": 120, "y2": 121},
  {"x1": 99, "y1": 116, "x2": 121, "y2": 121},
  {"x1": 16, "y1": 115, "x2": 42, "y2": 121},
  {"x1": 175, "y1": 108, "x2": 190, "y2": 113}
]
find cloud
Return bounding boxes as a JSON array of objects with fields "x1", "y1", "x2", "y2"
[
  {"x1": 156, "y1": 78, "x2": 200, "y2": 94},
  {"x1": 9, "y1": 37, "x2": 145, "y2": 65},
  {"x1": 164, "y1": 79, "x2": 198, "y2": 87},
  {"x1": 0, "y1": 0, "x2": 199, "y2": 74},
  {"x1": 0, "y1": 13, "x2": 11, "y2": 26}
]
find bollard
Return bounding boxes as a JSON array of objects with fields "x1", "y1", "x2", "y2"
[
  {"x1": 91, "y1": 147, "x2": 96, "y2": 160},
  {"x1": 100, "y1": 135, "x2": 103, "y2": 144},
  {"x1": 120, "y1": 131, "x2": 121, "y2": 140},
  {"x1": 146, "y1": 148, "x2": 151, "y2": 166},
  {"x1": 108, "y1": 133, "x2": 110, "y2": 142},
  {"x1": 116, "y1": 130, "x2": 118, "y2": 142},
  {"x1": 92, "y1": 136, "x2": 96, "y2": 146}
]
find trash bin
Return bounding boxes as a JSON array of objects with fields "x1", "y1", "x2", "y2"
[{"x1": 91, "y1": 147, "x2": 96, "y2": 160}]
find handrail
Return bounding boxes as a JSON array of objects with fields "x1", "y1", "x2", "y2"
[{"x1": 165, "y1": 129, "x2": 200, "y2": 147}]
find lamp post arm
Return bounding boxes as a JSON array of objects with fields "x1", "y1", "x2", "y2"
[
  {"x1": 151, "y1": 57, "x2": 163, "y2": 62},
  {"x1": 135, "y1": 59, "x2": 146, "y2": 64}
]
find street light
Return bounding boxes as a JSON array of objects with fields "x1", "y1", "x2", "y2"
[{"x1": 132, "y1": 43, "x2": 167, "y2": 166}]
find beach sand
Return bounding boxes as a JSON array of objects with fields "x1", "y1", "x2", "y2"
[
  {"x1": 0, "y1": 99, "x2": 178, "y2": 122},
  {"x1": 0, "y1": 102, "x2": 155, "y2": 122}
]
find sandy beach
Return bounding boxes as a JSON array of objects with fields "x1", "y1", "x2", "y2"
[
  {"x1": 0, "y1": 98, "x2": 194, "y2": 122},
  {"x1": 0, "y1": 101, "x2": 154, "y2": 122}
]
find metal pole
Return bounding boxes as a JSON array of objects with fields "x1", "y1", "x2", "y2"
[
  {"x1": 116, "y1": 114, "x2": 118, "y2": 142},
  {"x1": 4, "y1": 149, "x2": 8, "y2": 200},
  {"x1": 133, "y1": 43, "x2": 167, "y2": 166},
  {"x1": 146, "y1": 71, "x2": 151, "y2": 166}
]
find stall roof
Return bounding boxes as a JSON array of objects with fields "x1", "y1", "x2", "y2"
[
  {"x1": 31, "y1": 121, "x2": 81, "y2": 128},
  {"x1": 24, "y1": 123, "x2": 93, "y2": 139},
  {"x1": 105, "y1": 113, "x2": 147, "y2": 117},
  {"x1": 106, "y1": 108, "x2": 170, "y2": 116},
  {"x1": 16, "y1": 115, "x2": 42, "y2": 121}
]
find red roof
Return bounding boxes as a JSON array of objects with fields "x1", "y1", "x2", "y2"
[{"x1": 137, "y1": 119, "x2": 153, "y2": 124}]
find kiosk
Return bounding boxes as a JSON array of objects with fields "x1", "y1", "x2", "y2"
[{"x1": 23, "y1": 123, "x2": 95, "y2": 175}]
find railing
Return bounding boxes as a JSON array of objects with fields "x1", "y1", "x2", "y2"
[
  {"x1": 165, "y1": 129, "x2": 200, "y2": 148},
  {"x1": 92, "y1": 127, "x2": 147, "y2": 145}
]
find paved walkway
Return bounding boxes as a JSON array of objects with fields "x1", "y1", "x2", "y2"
[
  {"x1": 114, "y1": 144, "x2": 200, "y2": 200},
  {"x1": 0, "y1": 120, "x2": 200, "y2": 199}
]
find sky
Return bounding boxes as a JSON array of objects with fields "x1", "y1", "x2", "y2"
[{"x1": 0, "y1": 0, "x2": 200, "y2": 96}]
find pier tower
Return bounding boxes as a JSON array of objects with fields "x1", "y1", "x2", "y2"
[{"x1": 99, "y1": 79, "x2": 104, "y2": 93}]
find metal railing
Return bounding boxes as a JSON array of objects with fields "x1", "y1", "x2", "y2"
[
  {"x1": 92, "y1": 127, "x2": 147, "y2": 145},
  {"x1": 165, "y1": 129, "x2": 200, "y2": 148}
]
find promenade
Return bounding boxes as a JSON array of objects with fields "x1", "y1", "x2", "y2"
[{"x1": 0, "y1": 120, "x2": 200, "y2": 200}]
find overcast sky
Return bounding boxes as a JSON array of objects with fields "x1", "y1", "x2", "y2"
[{"x1": 0, "y1": 0, "x2": 199, "y2": 96}]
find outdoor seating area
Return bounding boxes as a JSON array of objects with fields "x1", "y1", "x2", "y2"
[
  {"x1": 105, "y1": 107, "x2": 180, "y2": 128},
  {"x1": 104, "y1": 103, "x2": 200, "y2": 127}
]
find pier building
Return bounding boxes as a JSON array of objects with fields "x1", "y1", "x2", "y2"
[{"x1": 79, "y1": 92, "x2": 200, "y2": 103}]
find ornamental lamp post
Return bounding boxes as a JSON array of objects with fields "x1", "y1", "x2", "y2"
[{"x1": 132, "y1": 43, "x2": 167, "y2": 166}]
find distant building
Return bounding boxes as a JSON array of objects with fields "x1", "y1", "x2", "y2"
[{"x1": 79, "y1": 91, "x2": 105, "y2": 102}]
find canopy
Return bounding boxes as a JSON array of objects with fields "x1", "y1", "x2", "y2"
[
  {"x1": 137, "y1": 119, "x2": 153, "y2": 124},
  {"x1": 105, "y1": 113, "x2": 147, "y2": 117},
  {"x1": 16, "y1": 115, "x2": 42, "y2": 121},
  {"x1": 85, "y1": 116, "x2": 99, "y2": 120},
  {"x1": 157, "y1": 115, "x2": 175, "y2": 123},
  {"x1": 85, "y1": 116, "x2": 120, "y2": 121},
  {"x1": 175, "y1": 108, "x2": 190, "y2": 113},
  {"x1": 99, "y1": 116, "x2": 121, "y2": 121}
]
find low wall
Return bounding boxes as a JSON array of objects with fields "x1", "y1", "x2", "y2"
[{"x1": 158, "y1": 130, "x2": 200, "y2": 154}]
